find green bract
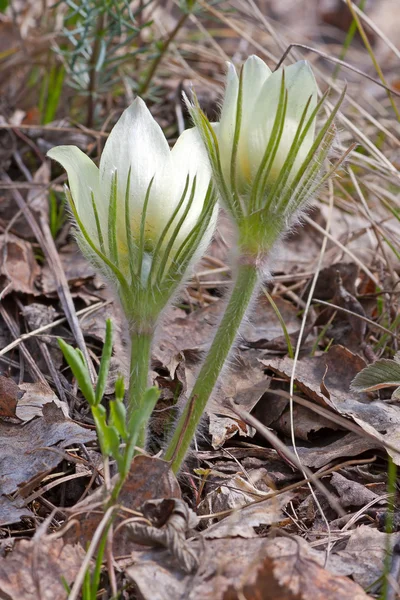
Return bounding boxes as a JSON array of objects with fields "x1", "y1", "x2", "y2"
[
  {"x1": 47, "y1": 97, "x2": 218, "y2": 329},
  {"x1": 188, "y1": 55, "x2": 342, "y2": 257}
]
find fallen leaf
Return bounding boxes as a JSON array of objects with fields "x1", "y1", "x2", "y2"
[
  {"x1": 329, "y1": 472, "x2": 385, "y2": 508},
  {"x1": 0, "y1": 402, "x2": 95, "y2": 497},
  {"x1": 64, "y1": 455, "x2": 181, "y2": 555},
  {"x1": 0, "y1": 375, "x2": 21, "y2": 418},
  {"x1": 262, "y1": 345, "x2": 400, "y2": 464},
  {"x1": 293, "y1": 432, "x2": 377, "y2": 469},
  {"x1": 125, "y1": 535, "x2": 371, "y2": 599},
  {"x1": 16, "y1": 382, "x2": 69, "y2": 422},
  {"x1": 0, "y1": 233, "x2": 40, "y2": 296},
  {"x1": 208, "y1": 354, "x2": 271, "y2": 446},
  {"x1": 241, "y1": 294, "x2": 301, "y2": 346},
  {"x1": 128, "y1": 498, "x2": 199, "y2": 573},
  {"x1": 310, "y1": 262, "x2": 359, "y2": 300},
  {"x1": 0, "y1": 495, "x2": 34, "y2": 527},
  {"x1": 0, "y1": 537, "x2": 84, "y2": 600},
  {"x1": 26, "y1": 162, "x2": 50, "y2": 219},
  {"x1": 272, "y1": 401, "x2": 341, "y2": 441},
  {"x1": 331, "y1": 525, "x2": 395, "y2": 589},
  {"x1": 198, "y1": 469, "x2": 275, "y2": 522},
  {"x1": 203, "y1": 491, "x2": 293, "y2": 539},
  {"x1": 41, "y1": 242, "x2": 96, "y2": 294}
]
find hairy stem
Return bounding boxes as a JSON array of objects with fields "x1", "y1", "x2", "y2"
[
  {"x1": 127, "y1": 330, "x2": 153, "y2": 449},
  {"x1": 164, "y1": 260, "x2": 259, "y2": 471}
]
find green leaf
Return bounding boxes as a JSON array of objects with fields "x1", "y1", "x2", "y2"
[
  {"x1": 43, "y1": 65, "x2": 65, "y2": 125},
  {"x1": 91, "y1": 404, "x2": 111, "y2": 455},
  {"x1": 92, "y1": 404, "x2": 122, "y2": 465},
  {"x1": 108, "y1": 170, "x2": 119, "y2": 267},
  {"x1": 126, "y1": 387, "x2": 160, "y2": 463},
  {"x1": 137, "y1": 176, "x2": 154, "y2": 282},
  {"x1": 230, "y1": 65, "x2": 244, "y2": 206},
  {"x1": 351, "y1": 353, "x2": 400, "y2": 395},
  {"x1": 115, "y1": 375, "x2": 125, "y2": 401},
  {"x1": 91, "y1": 191, "x2": 105, "y2": 254},
  {"x1": 58, "y1": 338, "x2": 96, "y2": 405},
  {"x1": 110, "y1": 397, "x2": 128, "y2": 440},
  {"x1": 149, "y1": 175, "x2": 190, "y2": 285},
  {"x1": 106, "y1": 424, "x2": 123, "y2": 465},
  {"x1": 0, "y1": 0, "x2": 9, "y2": 12},
  {"x1": 95, "y1": 319, "x2": 113, "y2": 405}
]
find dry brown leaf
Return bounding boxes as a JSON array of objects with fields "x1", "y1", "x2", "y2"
[
  {"x1": 0, "y1": 375, "x2": 21, "y2": 418},
  {"x1": 262, "y1": 345, "x2": 400, "y2": 464},
  {"x1": 329, "y1": 472, "x2": 385, "y2": 508},
  {"x1": 0, "y1": 402, "x2": 95, "y2": 504},
  {"x1": 330, "y1": 525, "x2": 395, "y2": 589},
  {"x1": 0, "y1": 233, "x2": 40, "y2": 296},
  {"x1": 294, "y1": 432, "x2": 377, "y2": 469},
  {"x1": 16, "y1": 382, "x2": 69, "y2": 422},
  {"x1": 125, "y1": 535, "x2": 371, "y2": 600},
  {"x1": 0, "y1": 495, "x2": 34, "y2": 527},
  {"x1": 0, "y1": 537, "x2": 84, "y2": 600},
  {"x1": 27, "y1": 162, "x2": 50, "y2": 219},
  {"x1": 41, "y1": 242, "x2": 96, "y2": 294},
  {"x1": 273, "y1": 401, "x2": 341, "y2": 441},
  {"x1": 202, "y1": 491, "x2": 293, "y2": 539},
  {"x1": 64, "y1": 455, "x2": 181, "y2": 555},
  {"x1": 208, "y1": 355, "x2": 271, "y2": 446}
]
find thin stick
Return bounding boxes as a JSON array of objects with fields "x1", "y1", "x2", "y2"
[{"x1": 227, "y1": 399, "x2": 345, "y2": 517}]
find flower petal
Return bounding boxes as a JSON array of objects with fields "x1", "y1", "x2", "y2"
[
  {"x1": 218, "y1": 62, "x2": 239, "y2": 183},
  {"x1": 248, "y1": 60, "x2": 318, "y2": 182},
  {"x1": 241, "y1": 55, "x2": 271, "y2": 132},
  {"x1": 99, "y1": 97, "x2": 170, "y2": 218},
  {"x1": 169, "y1": 126, "x2": 217, "y2": 266},
  {"x1": 47, "y1": 145, "x2": 101, "y2": 240},
  {"x1": 168, "y1": 126, "x2": 212, "y2": 238}
]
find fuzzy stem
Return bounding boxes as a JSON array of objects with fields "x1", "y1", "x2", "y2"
[
  {"x1": 127, "y1": 329, "x2": 153, "y2": 449},
  {"x1": 164, "y1": 260, "x2": 259, "y2": 471}
]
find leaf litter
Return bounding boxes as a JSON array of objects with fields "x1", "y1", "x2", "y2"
[{"x1": 0, "y1": 1, "x2": 400, "y2": 598}]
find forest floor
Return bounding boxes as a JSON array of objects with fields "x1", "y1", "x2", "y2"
[{"x1": 0, "y1": 1, "x2": 400, "y2": 598}]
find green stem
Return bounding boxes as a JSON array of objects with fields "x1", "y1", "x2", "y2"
[
  {"x1": 164, "y1": 261, "x2": 259, "y2": 471},
  {"x1": 127, "y1": 330, "x2": 153, "y2": 448}
]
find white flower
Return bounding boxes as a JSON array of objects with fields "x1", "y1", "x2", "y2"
[
  {"x1": 218, "y1": 56, "x2": 318, "y2": 193},
  {"x1": 48, "y1": 98, "x2": 217, "y2": 321},
  {"x1": 188, "y1": 55, "x2": 341, "y2": 256}
]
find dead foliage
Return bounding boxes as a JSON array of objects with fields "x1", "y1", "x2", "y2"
[{"x1": 0, "y1": 0, "x2": 399, "y2": 597}]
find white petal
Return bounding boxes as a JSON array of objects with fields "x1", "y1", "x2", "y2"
[
  {"x1": 247, "y1": 60, "x2": 318, "y2": 182},
  {"x1": 153, "y1": 126, "x2": 212, "y2": 252},
  {"x1": 170, "y1": 127, "x2": 217, "y2": 269},
  {"x1": 47, "y1": 145, "x2": 101, "y2": 240},
  {"x1": 99, "y1": 97, "x2": 170, "y2": 218},
  {"x1": 234, "y1": 56, "x2": 272, "y2": 187},
  {"x1": 241, "y1": 55, "x2": 271, "y2": 132},
  {"x1": 218, "y1": 62, "x2": 239, "y2": 183}
]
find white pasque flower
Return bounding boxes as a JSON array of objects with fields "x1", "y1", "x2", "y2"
[
  {"x1": 189, "y1": 55, "x2": 341, "y2": 256},
  {"x1": 48, "y1": 98, "x2": 217, "y2": 321}
]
